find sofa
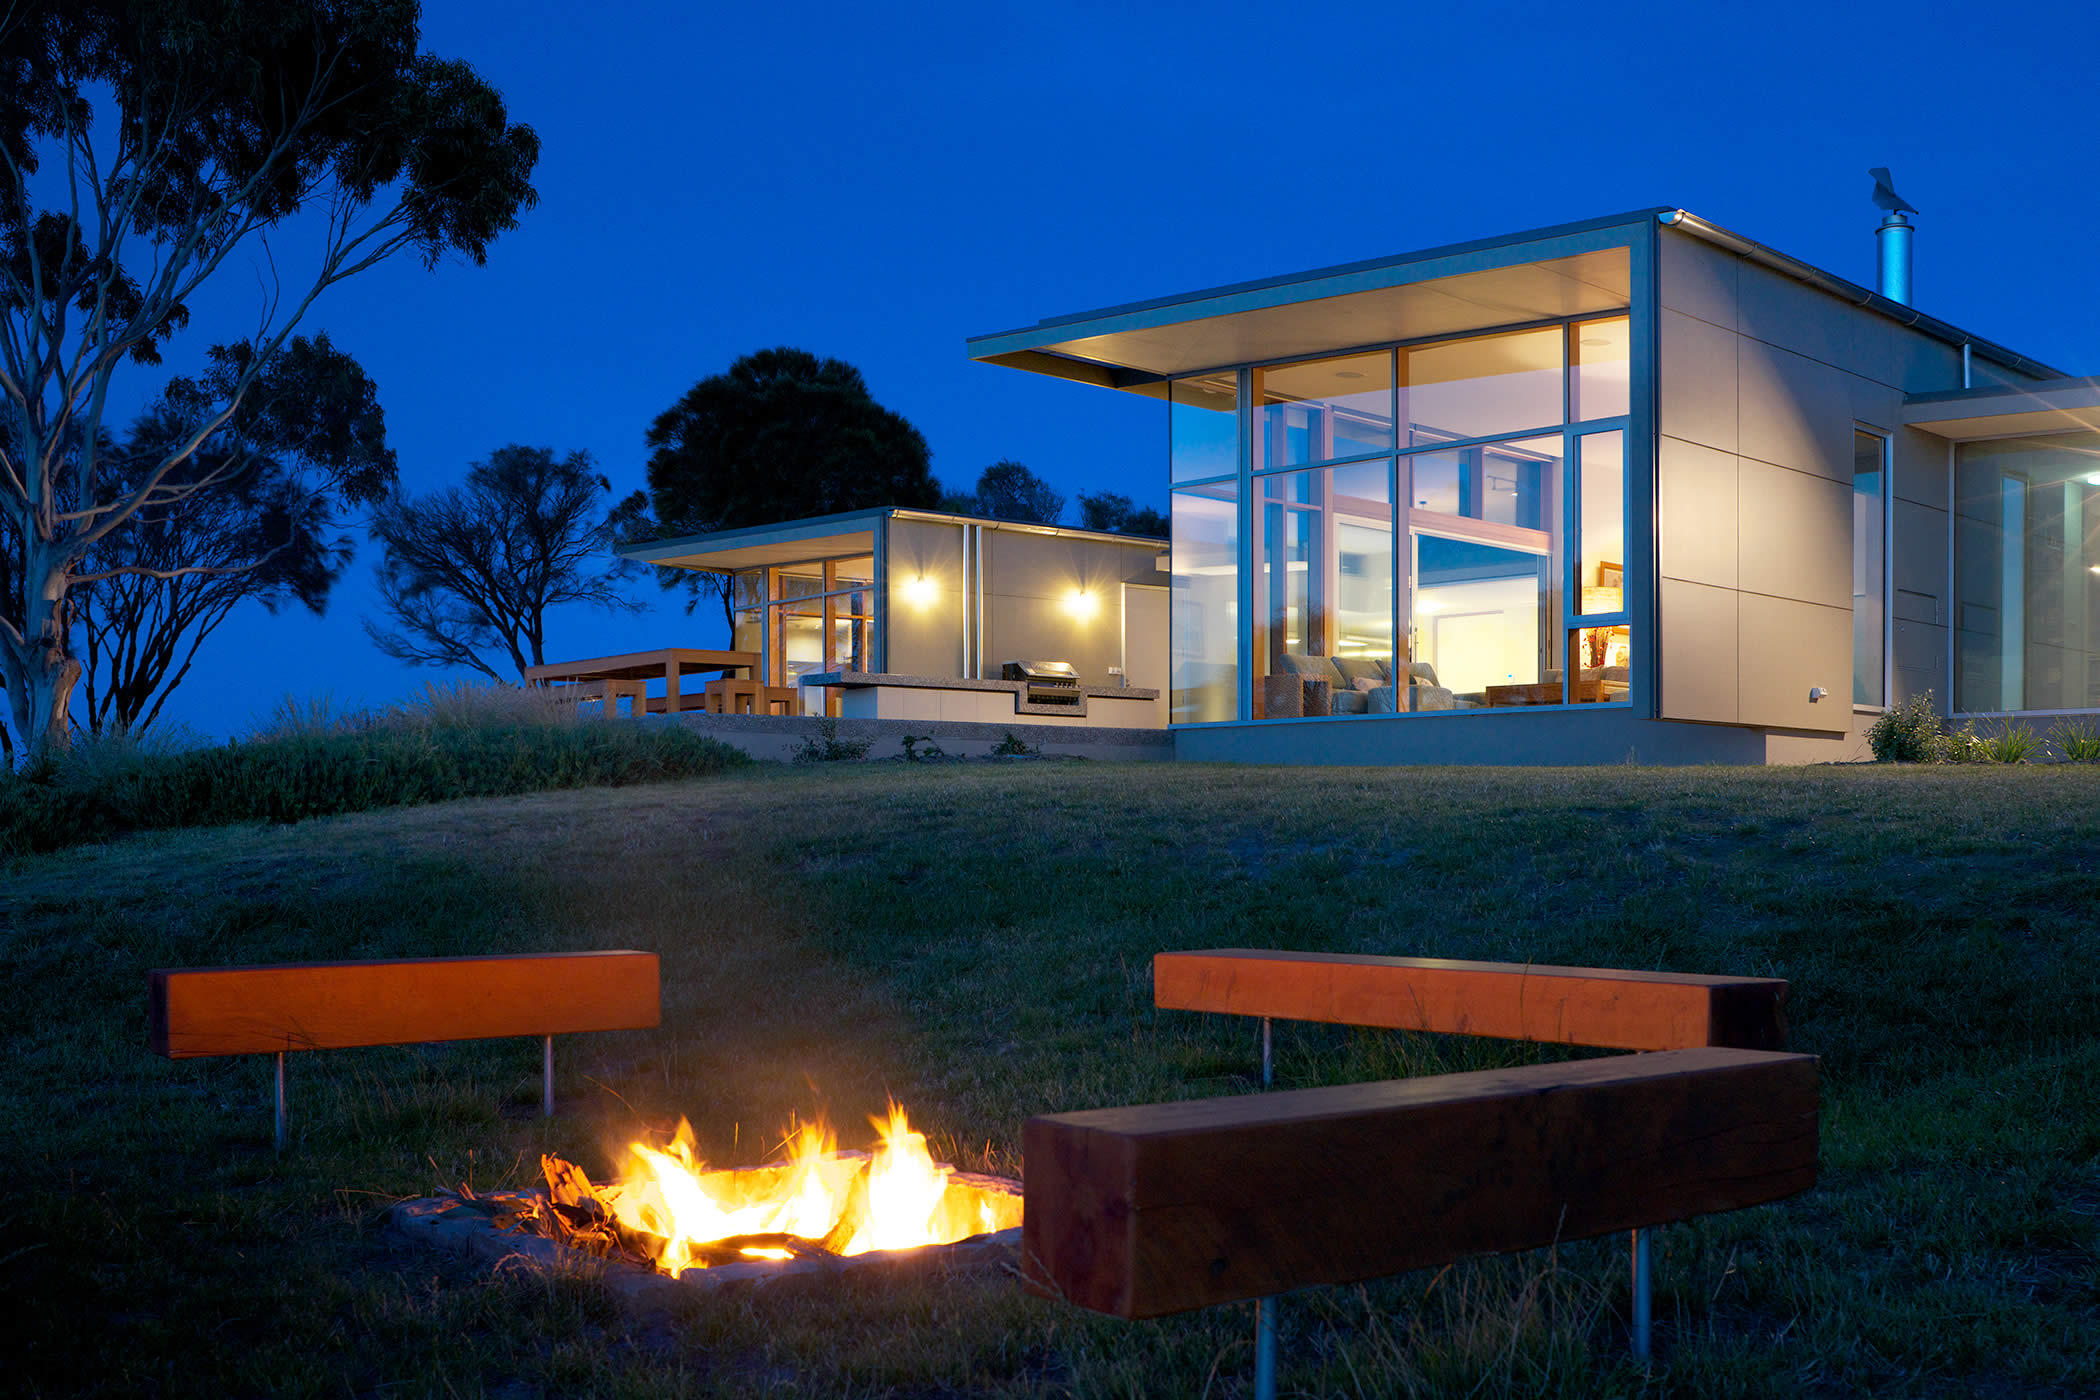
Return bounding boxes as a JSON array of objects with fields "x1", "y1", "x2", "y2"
[{"x1": 1272, "y1": 654, "x2": 1476, "y2": 716}]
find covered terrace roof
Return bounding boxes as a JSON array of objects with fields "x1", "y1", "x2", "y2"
[{"x1": 619, "y1": 507, "x2": 1166, "y2": 574}]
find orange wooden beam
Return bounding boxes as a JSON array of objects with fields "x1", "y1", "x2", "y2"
[
  {"x1": 1022, "y1": 1047, "x2": 1818, "y2": 1319},
  {"x1": 148, "y1": 951, "x2": 660, "y2": 1058},
  {"x1": 1153, "y1": 949, "x2": 1786, "y2": 1051}
]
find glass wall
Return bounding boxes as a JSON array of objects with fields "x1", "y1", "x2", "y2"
[
  {"x1": 1168, "y1": 311, "x2": 1635, "y2": 723},
  {"x1": 1171, "y1": 372, "x2": 1239, "y2": 484},
  {"x1": 1955, "y1": 431, "x2": 2100, "y2": 713},
  {"x1": 1170, "y1": 480, "x2": 1240, "y2": 723},
  {"x1": 1255, "y1": 352, "x2": 1394, "y2": 470},
  {"x1": 763, "y1": 556, "x2": 878, "y2": 713}
]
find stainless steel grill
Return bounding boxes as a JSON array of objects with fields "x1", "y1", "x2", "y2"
[{"x1": 1002, "y1": 659, "x2": 1083, "y2": 705}]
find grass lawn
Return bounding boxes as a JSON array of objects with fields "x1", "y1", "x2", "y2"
[{"x1": 5, "y1": 760, "x2": 2099, "y2": 1398}]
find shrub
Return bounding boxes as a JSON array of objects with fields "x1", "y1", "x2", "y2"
[
  {"x1": 0, "y1": 716, "x2": 748, "y2": 858},
  {"x1": 899, "y1": 733, "x2": 947, "y2": 763},
  {"x1": 1937, "y1": 721, "x2": 1990, "y2": 764},
  {"x1": 1981, "y1": 722, "x2": 2040, "y2": 764},
  {"x1": 791, "y1": 718, "x2": 872, "y2": 764},
  {"x1": 2052, "y1": 719, "x2": 2100, "y2": 762},
  {"x1": 1866, "y1": 693, "x2": 1943, "y2": 762},
  {"x1": 989, "y1": 731, "x2": 1039, "y2": 757}
]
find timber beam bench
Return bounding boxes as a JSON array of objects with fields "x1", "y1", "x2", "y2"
[
  {"x1": 1022, "y1": 949, "x2": 1813, "y2": 1393},
  {"x1": 148, "y1": 951, "x2": 660, "y2": 1151}
]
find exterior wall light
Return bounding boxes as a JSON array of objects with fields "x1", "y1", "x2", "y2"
[
  {"x1": 902, "y1": 575, "x2": 939, "y2": 608},
  {"x1": 1063, "y1": 588, "x2": 1099, "y2": 621}
]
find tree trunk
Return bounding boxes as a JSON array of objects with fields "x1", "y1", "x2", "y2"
[{"x1": 5, "y1": 544, "x2": 83, "y2": 755}]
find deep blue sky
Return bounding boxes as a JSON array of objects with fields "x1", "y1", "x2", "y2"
[{"x1": 109, "y1": 0, "x2": 2100, "y2": 738}]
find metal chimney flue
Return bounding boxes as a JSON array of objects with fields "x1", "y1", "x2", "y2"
[{"x1": 1869, "y1": 166, "x2": 1918, "y2": 305}]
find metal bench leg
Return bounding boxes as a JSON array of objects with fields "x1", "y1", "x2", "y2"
[
  {"x1": 1253, "y1": 1015, "x2": 1278, "y2": 1400},
  {"x1": 274, "y1": 1051, "x2": 289, "y2": 1153},
  {"x1": 1631, "y1": 1227, "x2": 1652, "y2": 1361},
  {"x1": 542, "y1": 1035, "x2": 555, "y2": 1118}
]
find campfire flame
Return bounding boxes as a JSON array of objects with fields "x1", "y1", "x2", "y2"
[{"x1": 594, "y1": 1103, "x2": 1003, "y2": 1277}]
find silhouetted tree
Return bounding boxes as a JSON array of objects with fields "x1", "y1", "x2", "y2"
[
  {"x1": 1076, "y1": 490, "x2": 1169, "y2": 538},
  {"x1": 365, "y1": 447, "x2": 641, "y2": 681},
  {"x1": 73, "y1": 408, "x2": 355, "y2": 737},
  {"x1": 634, "y1": 348, "x2": 937, "y2": 623},
  {"x1": 0, "y1": 0, "x2": 538, "y2": 753},
  {"x1": 967, "y1": 461, "x2": 1064, "y2": 524}
]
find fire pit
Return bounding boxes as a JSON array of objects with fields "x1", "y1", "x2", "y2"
[{"x1": 387, "y1": 1105, "x2": 1022, "y2": 1297}]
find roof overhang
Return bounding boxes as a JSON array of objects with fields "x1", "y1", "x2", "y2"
[
  {"x1": 620, "y1": 507, "x2": 1169, "y2": 574},
  {"x1": 619, "y1": 509, "x2": 887, "y2": 572},
  {"x1": 966, "y1": 211, "x2": 1653, "y2": 390},
  {"x1": 1905, "y1": 378, "x2": 2100, "y2": 440}
]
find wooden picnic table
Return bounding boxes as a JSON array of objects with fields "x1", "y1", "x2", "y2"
[{"x1": 524, "y1": 648, "x2": 760, "y2": 715}]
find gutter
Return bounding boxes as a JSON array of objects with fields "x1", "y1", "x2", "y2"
[{"x1": 1656, "y1": 210, "x2": 2068, "y2": 382}]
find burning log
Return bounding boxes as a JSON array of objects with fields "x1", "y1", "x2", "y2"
[{"x1": 460, "y1": 1104, "x2": 1023, "y2": 1283}]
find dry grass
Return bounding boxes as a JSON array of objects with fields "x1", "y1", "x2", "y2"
[{"x1": 4, "y1": 760, "x2": 2099, "y2": 1397}]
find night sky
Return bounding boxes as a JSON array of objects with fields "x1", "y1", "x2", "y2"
[{"x1": 103, "y1": 0, "x2": 2100, "y2": 738}]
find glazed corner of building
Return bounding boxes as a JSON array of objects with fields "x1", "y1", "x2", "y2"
[{"x1": 966, "y1": 207, "x2": 2095, "y2": 766}]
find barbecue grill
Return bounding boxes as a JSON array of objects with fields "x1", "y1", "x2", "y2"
[{"x1": 1002, "y1": 659, "x2": 1083, "y2": 705}]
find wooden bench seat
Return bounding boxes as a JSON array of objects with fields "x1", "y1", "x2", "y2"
[
  {"x1": 1024, "y1": 1046, "x2": 1818, "y2": 1318},
  {"x1": 1153, "y1": 948, "x2": 1788, "y2": 1051},
  {"x1": 148, "y1": 951, "x2": 659, "y2": 1148}
]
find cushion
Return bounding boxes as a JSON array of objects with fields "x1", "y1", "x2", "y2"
[
  {"x1": 1330, "y1": 690, "x2": 1368, "y2": 715},
  {"x1": 1277, "y1": 653, "x2": 1343, "y2": 688},
  {"x1": 1367, "y1": 685, "x2": 1398, "y2": 714},
  {"x1": 1331, "y1": 656, "x2": 1387, "y2": 690},
  {"x1": 1351, "y1": 676, "x2": 1380, "y2": 693},
  {"x1": 1406, "y1": 661, "x2": 1439, "y2": 688}
]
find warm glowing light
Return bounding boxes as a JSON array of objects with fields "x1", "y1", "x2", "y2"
[
  {"x1": 1063, "y1": 588, "x2": 1098, "y2": 621},
  {"x1": 599, "y1": 1104, "x2": 1016, "y2": 1277},
  {"x1": 2086, "y1": 473, "x2": 2100, "y2": 486},
  {"x1": 901, "y1": 575, "x2": 939, "y2": 607}
]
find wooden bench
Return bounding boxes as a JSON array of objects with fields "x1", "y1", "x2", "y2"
[
  {"x1": 1023, "y1": 949, "x2": 1813, "y2": 1386},
  {"x1": 1152, "y1": 948, "x2": 1789, "y2": 1051},
  {"x1": 148, "y1": 951, "x2": 660, "y2": 1150}
]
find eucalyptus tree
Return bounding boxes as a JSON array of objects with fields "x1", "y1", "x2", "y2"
[
  {"x1": 365, "y1": 445, "x2": 642, "y2": 682},
  {"x1": 72, "y1": 396, "x2": 359, "y2": 738},
  {"x1": 0, "y1": 0, "x2": 538, "y2": 752}
]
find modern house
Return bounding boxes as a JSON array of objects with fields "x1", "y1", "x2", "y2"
[
  {"x1": 623, "y1": 508, "x2": 1168, "y2": 728},
  {"x1": 961, "y1": 199, "x2": 2099, "y2": 764}
]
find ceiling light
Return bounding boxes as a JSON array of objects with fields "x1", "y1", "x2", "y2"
[
  {"x1": 2085, "y1": 473, "x2": 2100, "y2": 486},
  {"x1": 1335, "y1": 371, "x2": 1365, "y2": 381},
  {"x1": 1580, "y1": 337, "x2": 1611, "y2": 347}
]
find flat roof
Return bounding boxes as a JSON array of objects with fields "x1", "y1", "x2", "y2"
[
  {"x1": 621, "y1": 507, "x2": 1165, "y2": 574},
  {"x1": 968, "y1": 206, "x2": 2068, "y2": 389},
  {"x1": 1905, "y1": 377, "x2": 2100, "y2": 440}
]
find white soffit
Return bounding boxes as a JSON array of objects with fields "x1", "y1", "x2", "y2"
[
  {"x1": 627, "y1": 528, "x2": 877, "y2": 572},
  {"x1": 980, "y1": 247, "x2": 1631, "y2": 382},
  {"x1": 1062, "y1": 251, "x2": 1627, "y2": 377}
]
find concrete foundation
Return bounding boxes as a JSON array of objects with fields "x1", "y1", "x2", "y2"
[{"x1": 660, "y1": 711, "x2": 1172, "y2": 763}]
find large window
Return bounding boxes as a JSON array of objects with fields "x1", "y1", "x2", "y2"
[
  {"x1": 765, "y1": 556, "x2": 876, "y2": 713},
  {"x1": 1171, "y1": 480, "x2": 1240, "y2": 723},
  {"x1": 1169, "y1": 314, "x2": 1634, "y2": 722},
  {"x1": 1954, "y1": 432, "x2": 2100, "y2": 713},
  {"x1": 1854, "y1": 432, "x2": 1887, "y2": 706}
]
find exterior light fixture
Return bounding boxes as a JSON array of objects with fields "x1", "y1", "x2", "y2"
[
  {"x1": 2085, "y1": 473, "x2": 2100, "y2": 486},
  {"x1": 902, "y1": 575, "x2": 939, "y2": 607},
  {"x1": 1063, "y1": 588, "x2": 1098, "y2": 621}
]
